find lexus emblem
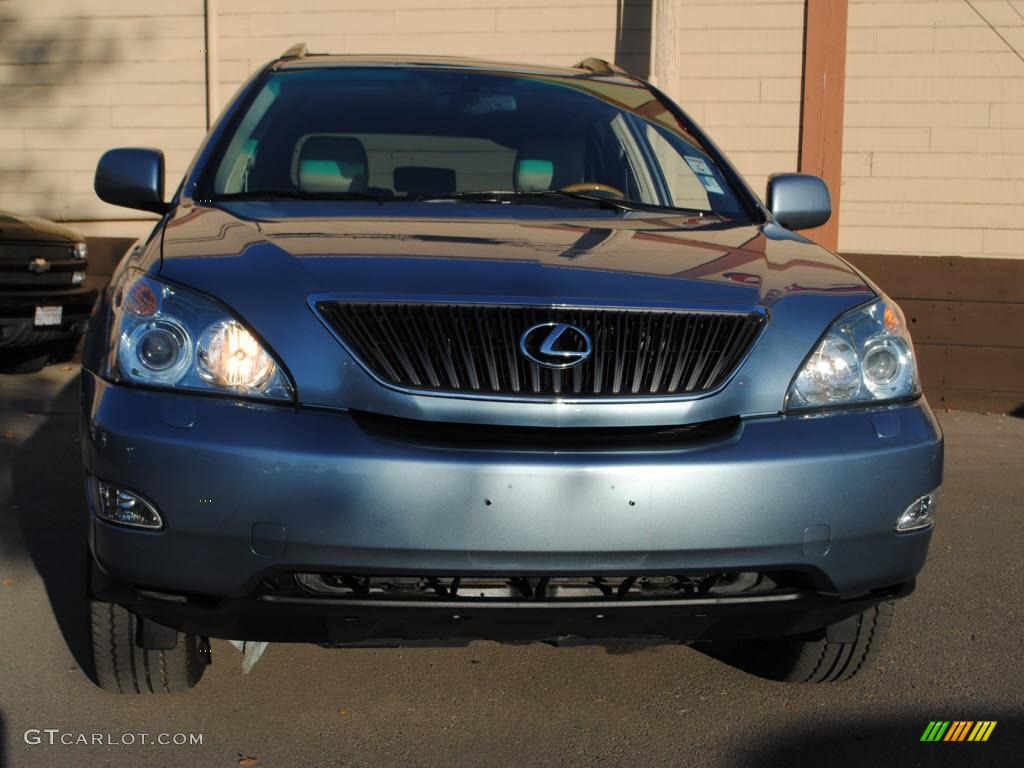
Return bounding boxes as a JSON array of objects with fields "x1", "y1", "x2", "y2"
[{"x1": 519, "y1": 322, "x2": 592, "y2": 369}]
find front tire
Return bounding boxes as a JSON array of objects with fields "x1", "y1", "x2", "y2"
[
  {"x1": 89, "y1": 600, "x2": 208, "y2": 694},
  {"x1": 700, "y1": 601, "x2": 895, "y2": 683}
]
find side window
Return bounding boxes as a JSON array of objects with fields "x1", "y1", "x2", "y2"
[{"x1": 643, "y1": 124, "x2": 713, "y2": 210}]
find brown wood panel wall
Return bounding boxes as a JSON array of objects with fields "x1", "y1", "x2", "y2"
[
  {"x1": 897, "y1": 301, "x2": 1024, "y2": 348},
  {"x1": 845, "y1": 253, "x2": 1024, "y2": 416},
  {"x1": 798, "y1": 0, "x2": 848, "y2": 251},
  {"x1": 85, "y1": 236, "x2": 136, "y2": 279}
]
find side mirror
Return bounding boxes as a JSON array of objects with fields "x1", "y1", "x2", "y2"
[
  {"x1": 766, "y1": 173, "x2": 831, "y2": 231},
  {"x1": 94, "y1": 148, "x2": 170, "y2": 214}
]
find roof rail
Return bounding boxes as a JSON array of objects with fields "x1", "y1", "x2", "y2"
[
  {"x1": 280, "y1": 43, "x2": 308, "y2": 60},
  {"x1": 573, "y1": 57, "x2": 628, "y2": 76}
]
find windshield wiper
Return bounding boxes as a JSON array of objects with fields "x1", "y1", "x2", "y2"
[
  {"x1": 209, "y1": 188, "x2": 719, "y2": 218},
  {"x1": 415, "y1": 190, "x2": 716, "y2": 216},
  {"x1": 209, "y1": 189, "x2": 386, "y2": 203}
]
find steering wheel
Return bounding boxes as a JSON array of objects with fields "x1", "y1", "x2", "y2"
[{"x1": 559, "y1": 182, "x2": 625, "y2": 198}]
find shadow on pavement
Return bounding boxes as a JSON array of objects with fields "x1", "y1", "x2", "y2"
[
  {"x1": 736, "y1": 710, "x2": 1021, "y2": 768},
  {"x1": 8, "y1": 374, "x2": 93, "y2": 680}
]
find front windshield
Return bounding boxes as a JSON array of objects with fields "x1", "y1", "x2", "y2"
[{"x1": 200, "y1": 66, "x2": 749, "y2": 219}]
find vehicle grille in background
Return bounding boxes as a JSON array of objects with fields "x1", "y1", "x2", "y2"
[
  {"x1": 0, "y1": 271, "x2": 76, "y2": 287},
  {"x1": 0, "y1": 242, "x2": 80, "y2": 289},
  {"x1": 317, "y1": 302, "x2": 764, "y2": 398},
  {"x1": 0, "y1": 243, "x2": 75, "y2": 261}
]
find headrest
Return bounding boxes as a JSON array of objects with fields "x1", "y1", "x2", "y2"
[
  {"x1": 514, "y1": 159, "x2": 555, "y2": 192},
  {"x1": 394, "y1": 166, "x2": 456, "y2": 196},
  {"x1": 513, "y1": 138, "x2": 583, "y2": 191},
  {"x1": 295, "y1": 135, "x2": 368, "y2": 193}
]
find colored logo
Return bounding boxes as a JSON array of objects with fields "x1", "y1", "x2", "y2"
[{"x1": 920, "y1": 721, "x2": 997, "y2": 742}]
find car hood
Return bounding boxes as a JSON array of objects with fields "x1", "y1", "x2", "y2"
[
  {"x1": 0, "y1": 211, "x2": 83, "y2": 244},
  {"x1": 154, "y1": 202, "x2": 875, "y2": 426},
  {"x1": 159, "y1": 202, "x2": 870, "y2": 307}
]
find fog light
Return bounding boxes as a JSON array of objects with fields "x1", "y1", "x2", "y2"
[
  {"x1": 896, "y1": 491, "x2": 937, "y2": 532},
  {"x1": 72, "y1": 271, "x2": 86, "y2": 285},
  {"x1": 96, "y1": 482, "x2": 163, "y2": 530}
]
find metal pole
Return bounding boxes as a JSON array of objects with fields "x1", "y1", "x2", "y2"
[
  {"x1": 204, "y1": 0, "x2": 220, "y2": 129},
  {"x1": 651, "y1": 0, "x2": 679, "y2": 96}
]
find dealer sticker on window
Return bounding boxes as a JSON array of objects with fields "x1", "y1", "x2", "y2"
[
  {"x1": 34, "y1": 305, "x2": 62, "y2": 327},
  {"x1": 685, "y1": 156, "x2": 713, "y2": 176},
  {"x1": 699, "y1": 174, "x2": 725, "y2": 195}
]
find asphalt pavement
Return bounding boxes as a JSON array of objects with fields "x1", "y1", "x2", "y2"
[{"x1": 1, "y1": 359, "x2": 1021, "y2": 768}]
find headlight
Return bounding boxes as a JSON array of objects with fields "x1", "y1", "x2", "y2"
[
  {"x1": 106, "y1": 271, "x2": 293, "y2": 401},
  {"x1": 786, "y1": 296, "x2": 919, "y2": 409}
]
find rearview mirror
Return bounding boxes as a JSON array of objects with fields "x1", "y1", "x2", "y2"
[
  {"x1": 432, "y1": 91, "x2": 517, "y2": 115},
  {"x1": 766, "y1": 173, "x2": 831, "y2": 231},
  {"x1": 94, "y1": 148, "x2": 170, "y2": 214}
]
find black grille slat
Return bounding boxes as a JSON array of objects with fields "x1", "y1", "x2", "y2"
[
  {"x1": 377, "y1": 305, "x2": 421, "y2": 386},
  {"x1": 477, "y1": 308, "x2": 500, "y2": 391},
  {"x1": 336, "y1": 307, "x2": 402, "y2": 383},
  {"x1": 704, "y1": 313, "x2": 746, "y2": 388},
  {"x1": 426, "y1": 305, "x2": 460, "y2": 388},
  {"x1": 612, "y1": 312, "x2": 626, "y2": 394},
  {"x1": 687, "y1": 315, "x2": 720, "y2": 392},
  {"x1": 399, "y1": 307, "x2": 441, "y2": 388},
  {"x1": 648, "y1": 313, "x2": 675, "y2": 393},
  {"x1": 318, "y1": 302, "x2": 763, "y2": 399},
  {"x1": 667, "y1": 315, "x2": 697, "y2": 392}
]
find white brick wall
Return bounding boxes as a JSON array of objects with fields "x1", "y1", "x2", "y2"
[
  {"x1": 841, "y1": 0, "x2": 1024, "y2": 258},
  {"x1": 675, "y1": 0, "x2": 806, "y2": 200},
  {"x1": 0, "y1": 0, "x2": 798, "y2": 228},
  {"x1": 3, "y1": 0, "x2": 1021, "y2": 260},
  {"x1": 214, "y1": 0, "x2": 625, "y2": 102},
  {"x1": 0, "y1": 1, "x2": 207, "y2": 222}
]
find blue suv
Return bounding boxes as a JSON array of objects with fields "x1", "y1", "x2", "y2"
[{"x1": 82, "y1": 49, "x2": 942, "y2": 693}]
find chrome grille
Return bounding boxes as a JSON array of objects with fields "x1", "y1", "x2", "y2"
[{"x1": 317, "y1": 302, "x2": 764, "y2": 399}]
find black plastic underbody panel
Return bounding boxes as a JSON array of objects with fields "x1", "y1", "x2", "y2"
[{"x1": 90, "y1": 560, "x2": 912, "y2": 646}]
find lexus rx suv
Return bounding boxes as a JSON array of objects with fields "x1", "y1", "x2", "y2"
[{"x1": 82, "y1": 49, "x2": 943, "y2": 693}]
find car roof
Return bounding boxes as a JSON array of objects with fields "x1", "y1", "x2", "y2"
[{"x1": 272, "y1": 53, "x2": 638, "y2": 86}]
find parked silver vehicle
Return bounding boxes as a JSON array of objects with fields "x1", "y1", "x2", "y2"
[{"x1": 81, "y1": 50, "x2": 942, "y2": 693}]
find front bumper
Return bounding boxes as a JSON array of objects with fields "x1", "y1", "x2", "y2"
[
  {"x1": 0, "y1": 282, "x2": 99, "y2": 348},
  {"x1": 81, "y1": 371, "x2": 943, "y2": 641}
]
